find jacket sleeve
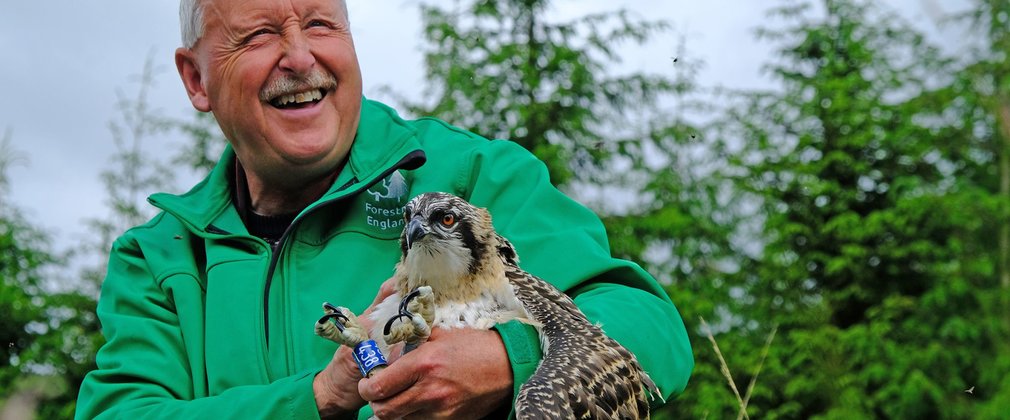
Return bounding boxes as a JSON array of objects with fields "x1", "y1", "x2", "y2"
[
  {"x1": 463, "y1": 140, "x2": 694, "y2": 403},
  {"x1": 75, "y1": 233, "x2": 324, "y2": 420}
]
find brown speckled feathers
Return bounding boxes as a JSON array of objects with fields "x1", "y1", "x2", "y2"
[{"x1": 497, "y1": 234, "x2": 660, "y2": 419}]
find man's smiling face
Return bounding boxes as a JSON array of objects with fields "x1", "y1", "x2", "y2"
[{"x1": 177, "y1": 0, "x2": 362, "y2": 188}]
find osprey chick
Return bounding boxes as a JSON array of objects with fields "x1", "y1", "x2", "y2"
[{"x1": 318, "y1": 192, "x2": 661, "y2": 418}]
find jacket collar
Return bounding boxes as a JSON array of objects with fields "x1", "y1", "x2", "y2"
[{"x1": 148, "y1": 98, "x2": 426, "y2": 236}]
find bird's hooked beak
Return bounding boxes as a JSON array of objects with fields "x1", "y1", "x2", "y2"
[{"x1": 405, "y1": 217, "x2": 429, "y2": 250}]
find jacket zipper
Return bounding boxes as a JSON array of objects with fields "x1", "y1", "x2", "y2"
[{"x1": 262, "y1": 151, "x2": 426, "y2": 347}]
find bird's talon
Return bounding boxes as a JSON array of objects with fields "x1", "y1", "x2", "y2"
[
  {"x1": 382, "y1": 287, "x2": 434, "y2": 348},
  {"x1": 405, "y1": 286, "x2": 436, "y2": 329},
  {"x1": 398, "y1": 288, "x2": 422, "y2": 314},
  {"x1": 383, "y1": 313, "x2": 412, "y2": 336},
  {"x1": 317, "y1": 311, "x2": 350, "y2": 332},
  {"x1": 315, "y1": 304, "x2": 369, "y2": 346}
]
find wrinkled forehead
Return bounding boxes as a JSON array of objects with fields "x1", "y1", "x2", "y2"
[
  {"x1": 200, "y1": 0, "x2": 346, "y2": 9},
  {"x1": 200, "y1": 0, "x2": 348, "y2": 23}
]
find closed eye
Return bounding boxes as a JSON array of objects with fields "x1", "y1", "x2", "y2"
[{"x1": 242, "y1": 28, "x2": 272, "y2": 44}]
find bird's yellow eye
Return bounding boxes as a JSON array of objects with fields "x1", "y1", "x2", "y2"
[{"x1": 441, "y1": 213, "x2": 456, "y2": 227}]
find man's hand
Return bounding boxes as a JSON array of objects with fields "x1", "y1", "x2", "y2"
[
  {"x1": 358, "y1": 327, "x2": 513, "y2": 419},
  {"x1": 314, "y1": 345, "x2": 368, "y2": 418},
  {"x1": 314, "y1": 279, "x2": 399, "y2": 418}
]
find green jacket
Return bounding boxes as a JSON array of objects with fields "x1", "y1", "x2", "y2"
[{"x1": 76, "y1": 99, "x2": 693, "y2": 419}]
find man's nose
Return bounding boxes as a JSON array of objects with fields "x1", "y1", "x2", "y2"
[{"x1": 279, "y1": 30, "x2": 316, "y2": 74}]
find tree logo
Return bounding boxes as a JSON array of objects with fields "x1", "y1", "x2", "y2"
[{"x1": 363, "y1": 171, "x2": 408, "y2": 231}]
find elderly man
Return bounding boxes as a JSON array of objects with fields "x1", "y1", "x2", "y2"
[{"x1": 75, "y1": 0, "x2": 693, "y2": 418}]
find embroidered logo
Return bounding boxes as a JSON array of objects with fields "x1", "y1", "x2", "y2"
[{"x1": 364, "y1": 171, "x2": 408, "y2": 231}]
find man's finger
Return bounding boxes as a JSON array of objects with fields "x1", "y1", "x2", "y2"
[
  {"x1": 362, "y1": 371, "x2": 430, "y2": 420},
  {"x1": 357, "y1": 352, "x2": 422, "y2": 402},
  {"x1": 369, "y1": 390, "x2": 429, "y2": 420}
]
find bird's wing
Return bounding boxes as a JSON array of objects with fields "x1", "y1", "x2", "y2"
[{"x1": 506, "y1": 266, "x2": 660, "y2": 419}]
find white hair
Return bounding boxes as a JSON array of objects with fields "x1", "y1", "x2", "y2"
[
  {"x1": 180, "y1": 0, "x2": 203, "y2": 49},
  {"x1": 179, "y1": 0, "x2": 349, "y2": 49}
]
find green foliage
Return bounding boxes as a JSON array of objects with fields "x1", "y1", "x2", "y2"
[
  {"x1": 664, "y1": 0, "x2": 1009, "y2": 418},
  {"x1": 395, "y1": 0, "x2": 679, "y2": 186},
  {"x1": 740, "y1": 0, "x2": 954, "y2": 325},
  {"x1": 0, "y1": 133, "x2": 46, "y2": 390},
  {"x1": 0, "y1": 135, "x2": 98, "y2": 419},
  {"x1": 171, "y1": 111, "x2": 226, "y2": 178}
]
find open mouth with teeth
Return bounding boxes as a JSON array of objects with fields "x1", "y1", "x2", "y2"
[{"x1": 270, "y1": 89, "x2": 326, "y2": 109}]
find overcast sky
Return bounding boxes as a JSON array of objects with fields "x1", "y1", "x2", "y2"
[{"x1": 0, "y1": 1, "x2": 967, "y2": 254}]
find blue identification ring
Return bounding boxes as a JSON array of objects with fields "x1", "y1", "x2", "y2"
[{"x1": 353, "y1": 340, "x2": 388, "y2": 377}]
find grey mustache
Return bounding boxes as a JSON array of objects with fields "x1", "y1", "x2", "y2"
[{"x1": 260, "y1": 70, "x2": 337, "y2": 101}]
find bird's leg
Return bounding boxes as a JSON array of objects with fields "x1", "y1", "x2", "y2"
[
  {"x1": 404, "y1": 286, "x2": 436, "y2": 348},
  {"x1": 382, "y1": 286, "x2": 435, "y2": 352},
  {"x1": 315, "y1": 302, "x2": 389, "y2": 378},
  {"x1": 315, "y1": 302, "x2": 370, "y2": 347}
]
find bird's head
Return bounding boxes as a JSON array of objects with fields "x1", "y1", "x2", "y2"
[{"x1": 398, "y1": 192, "x2": 498, "y2": 288}]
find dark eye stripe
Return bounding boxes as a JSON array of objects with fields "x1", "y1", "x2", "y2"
[{"x1": 458, "y1": 216, "x2": 484, "y2": 274}]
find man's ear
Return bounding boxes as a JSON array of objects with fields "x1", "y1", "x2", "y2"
[{"x1": 175, "y1": 48, "x2": 211, "y2": 112}]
